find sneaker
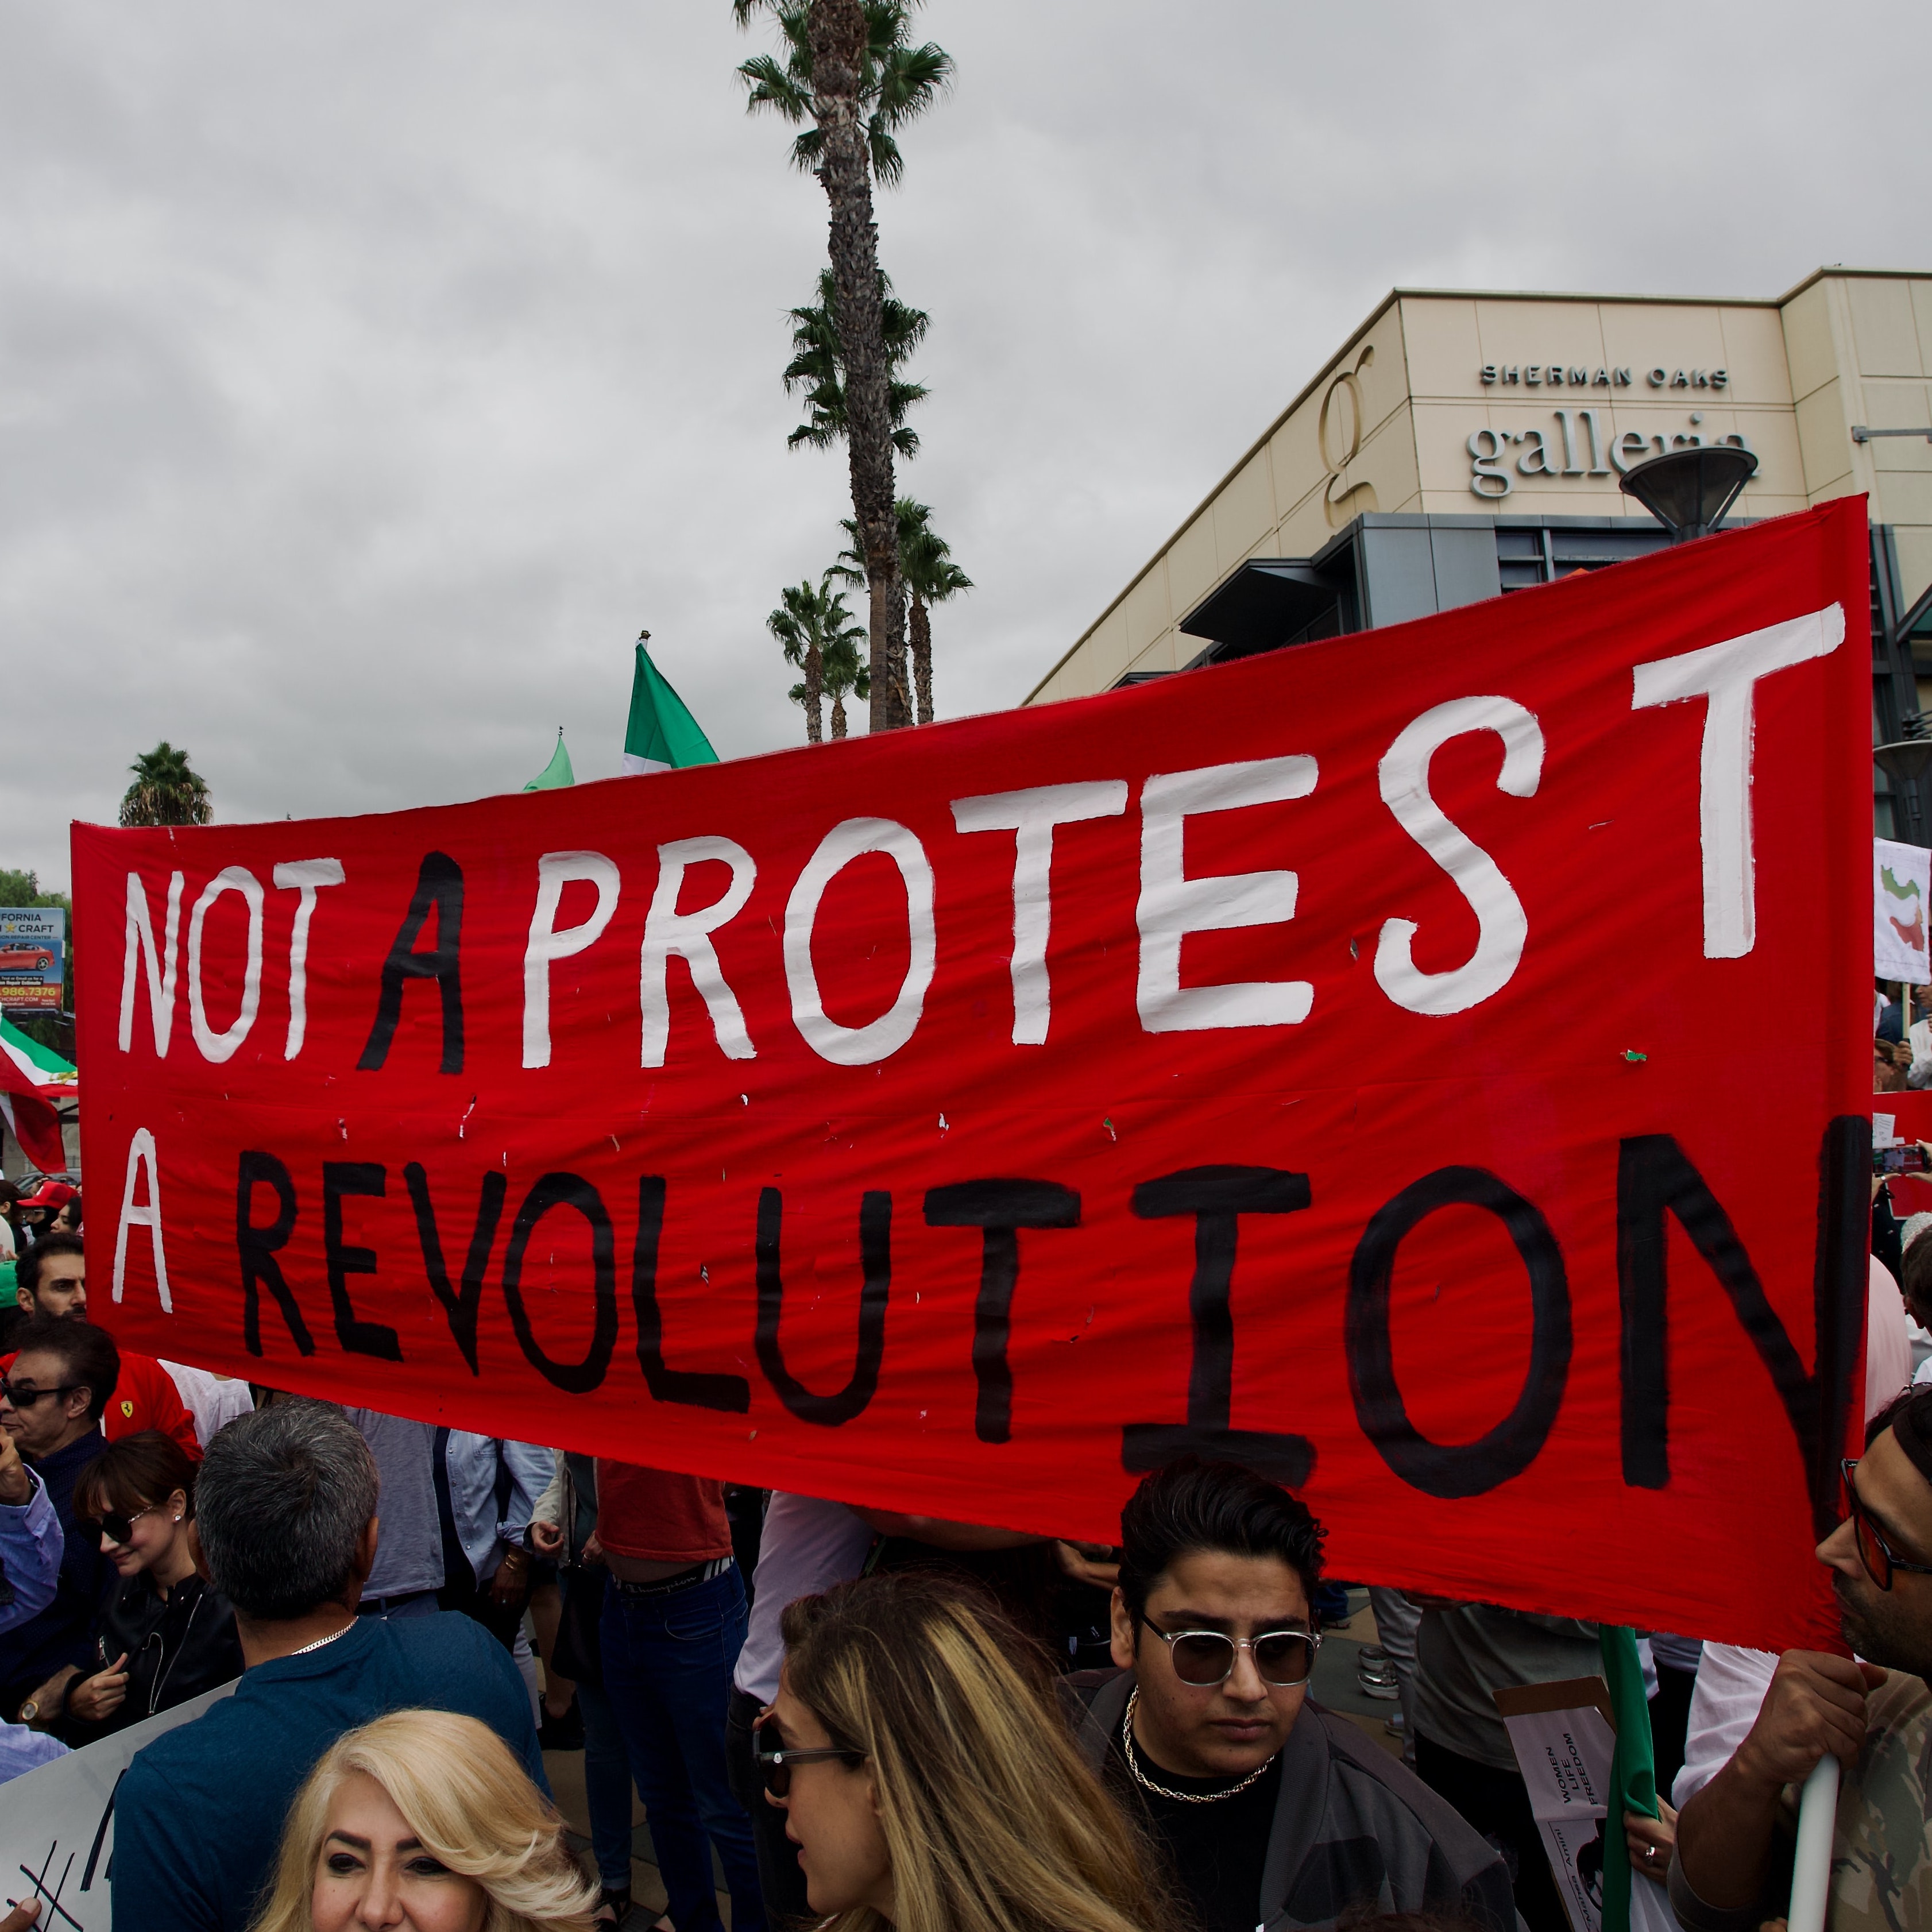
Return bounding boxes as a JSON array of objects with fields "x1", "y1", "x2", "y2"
[{"x1": 1355, "y1": 1646, "x2": 1401, "y2": 1700}]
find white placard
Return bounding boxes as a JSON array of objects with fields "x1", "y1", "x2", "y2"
[
  {"x1": 1500, "y1": 1690, "x2": 1683, "y2": 1932},
  {"x1": 1, "y1": 1679, "x2": 236, "y2": 1930},
  {"x1": 1875, "y1": 838, "x2": 1931, "y2": 983}
]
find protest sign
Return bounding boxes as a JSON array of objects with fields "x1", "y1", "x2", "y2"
[
  {"x1": 1, "y1": 1680, "x2": 237, "y2": 1930},
  {"x1": 74, "y1": 499, "x2": 1871, "y2": 1651},
  {"x1": 1873, "y1": 839, "x2": 1930, "y2": 984},
  {"x1": 1496, "y1": 1680, "x2": 1679, "y2": 1932}
]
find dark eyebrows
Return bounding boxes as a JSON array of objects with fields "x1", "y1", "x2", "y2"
[
  {"x1": 1149, "y1": 1610, "x2": 1313, "y2": 1632},
  {"x1": 326, "y1": 1832, "x2": 371, "y2": 1851}
]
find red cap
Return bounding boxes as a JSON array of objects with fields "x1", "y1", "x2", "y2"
[{"x1": 20, "y1": 1181, "x2": 76, "y2": 1210}]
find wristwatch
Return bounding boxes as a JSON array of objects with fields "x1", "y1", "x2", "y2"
[{"x1": 16, "y1": 1697, "x2": 40, "y2": 1725}]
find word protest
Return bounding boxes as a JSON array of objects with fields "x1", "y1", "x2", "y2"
[{"x1": 76, "y1": 500, "x2": 1871, "y2": 1651}]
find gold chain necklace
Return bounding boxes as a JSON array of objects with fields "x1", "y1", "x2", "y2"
[{"x1": 1120, "y1": 1688, "x2": 1280, "y2": 1804}]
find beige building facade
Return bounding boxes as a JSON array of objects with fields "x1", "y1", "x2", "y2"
[{"x1": 1029, "y1": 269, "x2": 1932, "y2": 707}]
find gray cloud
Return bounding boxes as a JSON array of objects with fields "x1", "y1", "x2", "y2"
[{"x1": 2, "y1": 0, "x2": 1923, "y2": 889}]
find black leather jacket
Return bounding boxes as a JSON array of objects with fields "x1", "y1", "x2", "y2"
[{"x1": 64, "y1": 1568, "x2": 244, "y2": 1744}]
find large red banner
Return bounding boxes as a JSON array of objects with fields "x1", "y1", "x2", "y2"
[{"x1": 75, "y1": 500, "x2": 1871, "y2": 1651}]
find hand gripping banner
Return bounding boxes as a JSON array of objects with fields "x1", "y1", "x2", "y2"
[{"x1": 76, "y1": 499, "x2": 1871, "y2": 1652}]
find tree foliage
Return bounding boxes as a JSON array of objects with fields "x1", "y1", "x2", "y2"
[
  {"x1": 770, "y1": 573, "x2": 867, "y2": 744},
  {"x1": 733, "y1": 0, "x2": 952, "y2": 188},
  {"x1": 835, "y1": 499, "x2": 970, "y2": 724},
  {"x1": 119, "y1": 741, "x2": 213, "y2": 828},
  {"x1": 736, "y1": 0, "x2": 953, "y2": 733},
  {"x1": 783, "y1": 266, "x2": 928, "y2": 458}
]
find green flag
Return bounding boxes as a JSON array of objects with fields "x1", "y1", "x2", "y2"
[
  {"x1": 0, "y1": 1014, "x2": 75, "y2": 1083},
  {"x1": 1598, "y1": 1625, "x2": 1659, "y2": 1932},
  {"x1": 623, "y1": 634, "x2": 717, "y2": 774},
  {"x1": 523, "y1": 730, "x2": 575, "y2": 791}
]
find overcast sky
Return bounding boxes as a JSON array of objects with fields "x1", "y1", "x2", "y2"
[{"x1": 3, "y1": 1, "x2": 1925, "y2": 890}]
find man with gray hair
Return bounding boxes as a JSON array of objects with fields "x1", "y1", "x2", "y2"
[{"x1": 110, "y1": 1399, "x2": 544, "y2": 1932}]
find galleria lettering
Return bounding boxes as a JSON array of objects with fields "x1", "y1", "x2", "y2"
[{"x1": 1468, "y1": 412, "x2": 1757, "y2": 497}]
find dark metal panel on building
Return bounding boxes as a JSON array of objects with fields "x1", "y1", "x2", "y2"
[
  {"x1": 1429, "y1": 525, "x2": 1503, "y2": 611},
  {"x1": 1354, "y1": 524, "x2": 1439, "y2": 629},
  {"x1": 1171, "y1": 511, "x2": 1915, "y2": 841}
]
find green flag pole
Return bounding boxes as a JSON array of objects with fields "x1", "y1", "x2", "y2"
[{"x1": 1599, "y1": 1626, "x2": 1659, "y2": 1932}]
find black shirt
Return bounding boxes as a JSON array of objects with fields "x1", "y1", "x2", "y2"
[
  {"x1": 1104, "y1": 1703, "x2": 1283, "y2": 1932},
  {"x1": 63, "y1": 1568, "x2": 245, "y2": 1745}
]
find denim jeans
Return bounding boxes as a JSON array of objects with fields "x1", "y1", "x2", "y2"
[
  {"x1": 578, "y1": 1679, "x2": 637, "y2": 1891},
  {"x1": 601, "y1": 1567, "x2": 765, "y2": 1932}
]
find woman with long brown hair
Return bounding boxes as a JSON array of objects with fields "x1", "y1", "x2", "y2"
[{"x1": 756, "y1": 1572, "x2": 1170, "y2": 1932}]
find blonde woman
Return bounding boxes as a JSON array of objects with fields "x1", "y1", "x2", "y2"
[
  {"x1": 252, "y1": 1709, "x2": 598, "y2": 1932},
  {"x1": 756, "y1": 1572, "x2": 1171, "y2": 1932}
]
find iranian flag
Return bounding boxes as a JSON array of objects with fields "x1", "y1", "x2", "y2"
[
  {"x1": 0, "y1": 1015, "x2": 74, "y2": 1174},
  {"x1": 622, "y1": 633, "x2": 718, "y2": 775}
]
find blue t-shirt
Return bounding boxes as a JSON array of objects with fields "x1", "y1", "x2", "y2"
[{"x1": 111, "y1": 1610, "x2": 543, "y2": 1932}]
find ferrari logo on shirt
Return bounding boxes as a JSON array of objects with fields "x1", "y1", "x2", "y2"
[{"x1": 120, "y1": 1400, "x2": 133, "y2": 1418}]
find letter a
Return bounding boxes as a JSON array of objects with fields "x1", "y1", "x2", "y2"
[
  {"x1": 359, "y1": 852, "x2": 466, "y2": 1073},
  {"x1": 113, "y1": 1127, "x2": 173, "y2": 1312}
]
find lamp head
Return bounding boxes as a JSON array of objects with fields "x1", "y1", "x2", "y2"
[{"x1": 1619, "y1": 445, "x2": 1759, "y2": 541}]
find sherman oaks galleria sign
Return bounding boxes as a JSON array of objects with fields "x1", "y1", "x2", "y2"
[{"x1": 78, "y1": 501, "x2": 1869, "y2": 1652}]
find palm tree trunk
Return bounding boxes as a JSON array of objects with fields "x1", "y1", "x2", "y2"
[
  {"x1": 805, "y1": 640, "x2": 824, "y2": 744},
  {"x1": 830, "y1": 691, "x2": 848, "y2": 739},
  {"x1": 807, "y1": 0, "x2": 910, "y2": 733},
  {"x1": 910, "y1": 592, "x2": 934, "y2": 725}
]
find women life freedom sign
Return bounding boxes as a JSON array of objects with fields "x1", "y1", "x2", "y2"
[{"x1": 76, "y1": 500, "x2": 1871, "y2": 1652}]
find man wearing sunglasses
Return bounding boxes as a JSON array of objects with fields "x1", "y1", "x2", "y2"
[
  {"x1": 0, "y1": 1314, "x2": 119, "y2": 1724},
  {"x1": 1672, "y1": 1385, "x2": 1932, "y2": 1932},
  {"x1": 1064, "y1": 1458, "x2": 1514, "y2": 1932},
  {"x1": 6, "y1": 1232, "x2": 201, "y2": 1461}
]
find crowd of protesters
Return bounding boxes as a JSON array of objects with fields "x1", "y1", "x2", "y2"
[{"x1": 1, "y1": 1174, "x2": 1929, "y2": 1932}]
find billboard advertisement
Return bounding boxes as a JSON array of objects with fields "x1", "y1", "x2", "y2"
[{"x1": 0, "y1": 907, "x2": 66, "y2": 1010}]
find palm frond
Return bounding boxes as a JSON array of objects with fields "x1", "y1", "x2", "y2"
[
  {"x1": 737, "y1": 53, "x2": 811, "y2": 124},
  {"x1": 872, "y1": 42, "x2": 953, "y2": 128}
]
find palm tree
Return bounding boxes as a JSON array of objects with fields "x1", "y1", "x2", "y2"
[
  {"x1": 782, "y1": 265, "x2": 928, "y2": 458},
  {"x1": 821, "y1": 622, "x2": 871, "y2": 740},
  {"x1": 768, "y1": 574, "x2": 865, "y2": 745},
  {"x1": 899, "y1": 508, "x2": 971, "y2": 727},
  {"x1": 119, "y1": 742, "x2": 213, "y2": 827},
  {"x1": 834, "y1": 499, "x2": 969, "y2": 725},
  {"x1": 734, "y1": 0, "x2": 953, "y2": 733}
]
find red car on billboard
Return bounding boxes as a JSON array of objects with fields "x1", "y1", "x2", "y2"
[{"x1": 0, "y1": 945, "x2": 57, "y2": 979}]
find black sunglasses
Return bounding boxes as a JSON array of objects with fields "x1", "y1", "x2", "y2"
[
  {"x1": 0, "y1": 1375, "x2": 79, "y2": 1411},
  {"x1": 1842, "y1": 1458, "x2": 1932, "y2": 1592},
  {"x1": 1145, "y1": 1620, "x2": 1321, "y2": 1687},
  {"x1": 84, "y1": 1504, "x2": 163, "y2": 1547},
  {"x1": 752, "y1": 1731, "x2": 865, "y2": 1797}
]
